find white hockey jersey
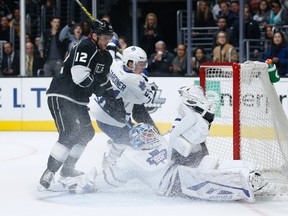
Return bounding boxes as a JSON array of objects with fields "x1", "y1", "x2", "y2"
[{"x1": 89, "y1": 60, "x2": 154, "y2": 127}]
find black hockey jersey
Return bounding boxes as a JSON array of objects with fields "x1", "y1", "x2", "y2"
[{"x1": 47, "y1": 38, "x2": 113, "y2": 104}]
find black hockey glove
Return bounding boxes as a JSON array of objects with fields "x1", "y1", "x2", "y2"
[
  {"x1": 107, "y1": 97, "x2": 126, "y2": 123},
  {"x1": 103, "y1": 89, "x2": 126, "y2": 123}
]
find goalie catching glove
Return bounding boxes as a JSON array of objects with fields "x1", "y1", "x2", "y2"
[{"x1": 178, "y1": 85, "x2": 216, "y2": 124}]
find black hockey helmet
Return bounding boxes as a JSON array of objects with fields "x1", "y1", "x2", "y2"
[{"x1": 90, "y1": 19, "x2": 113, "y2": 36}]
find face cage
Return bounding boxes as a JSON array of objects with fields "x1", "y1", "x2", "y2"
[{"x1": 130, "y1": 126, "x2": 160, "y2": 150}]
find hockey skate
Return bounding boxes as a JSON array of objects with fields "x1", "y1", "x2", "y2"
[
  {"x1": 248, "y1": 171, "x2": 268, "y2": 192},
  {"x1": 60, "y1": 168, "x2": 84, "y2": 178},
  {"x1": 59, "y1": 168, "x2": 98, "y2": 194},
  {"x1": 38, "y1": 168, "x2": 55, "y2": 190}
]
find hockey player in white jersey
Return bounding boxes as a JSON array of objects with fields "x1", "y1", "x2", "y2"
[
  {"x1": 89, "y1": 46, "x2": 155, "y2": 168},
  {"x1": 59, "y1": 85, "x2": 266, "y2": 202}
]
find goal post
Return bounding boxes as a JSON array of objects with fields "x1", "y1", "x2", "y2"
[{"x1": 199, "y1": 61, "x2": 288, "y2": 191}]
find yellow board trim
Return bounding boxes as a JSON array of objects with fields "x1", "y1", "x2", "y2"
[
  {"x1": 0, "y1": 121, "x2": 172, "y2": 134},
  {"x1": 0, "y1": 121, "x2": 279, "y2": 140}
]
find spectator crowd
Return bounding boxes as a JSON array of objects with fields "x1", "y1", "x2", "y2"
[{"x1": 1, "y1": 0, "x2": 288, "y2": 77}]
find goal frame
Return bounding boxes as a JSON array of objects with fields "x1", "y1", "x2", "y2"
[{"x1": 200, "y1": 62, "x2": 241, "y2": 160}]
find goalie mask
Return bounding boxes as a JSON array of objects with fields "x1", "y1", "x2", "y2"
[
  {"x1": 179, "y1": 85, "x2": 216, "y2": 123},
  {"x1": 123, "y1": 46, "x2": 148, "y2": 72},
  {"x1": 129, "y1": 123, "x2": 161, "y2": 150}
]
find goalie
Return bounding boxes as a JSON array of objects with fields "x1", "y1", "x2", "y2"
[{"x1": 57, "y1": 85, "x2": 266, "y2": 202}]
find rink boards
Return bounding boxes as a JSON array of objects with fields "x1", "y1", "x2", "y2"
[{"x1": 1, "y1": 77, "x2": 288, "y2": 135}]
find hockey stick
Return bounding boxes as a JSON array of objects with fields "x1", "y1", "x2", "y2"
[{"x1": 74, "y1": 0, "x2": 95, "y2": 21}]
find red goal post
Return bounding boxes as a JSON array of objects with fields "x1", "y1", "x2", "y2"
[
  {"x1": 199, "y1": 61, "x2": 288, "y2": 192},
  {"x1": 200, "y1": 62, "x2": 241, "y2": 160}
]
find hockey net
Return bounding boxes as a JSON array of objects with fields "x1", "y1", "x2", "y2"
[{"x1": 200, "y1": 61, "x2": 288, "y2": 196}]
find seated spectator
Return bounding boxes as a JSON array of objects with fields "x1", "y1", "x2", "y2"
[
  {"x1": 26, "y1": 33, "x2": 32, "y2": 43},
  {"x1": 139, "y1": 13, "x2": 162, "y2": 58},
  {"x1": 217, "y1": 0, "x2": 238, "y2": 27},
  {"x1": 8, "y1": 7, "x2": 20, "y2": 50},
  {"x1": 148, "y1": 40, "x2": 174, "y2": 76},
  {"x1": 192, "y1": 46, "x2": 209, "y2": 76},
  {"x1": 213, "y1": 31, "x2": 238, "y2": 62},
  {"x1": 59, "y1": 22, "x2": 87, "y2": 55},
  {"x1": 230, "y1": 1, "x2": 240, "y2": 18},
  {"x1": 261, "y1": 31, "x2": 288, "y2": 76},
  {"x1": 249, "y1": 0, "x2": 262, "y2": 14},
  {"x1": 194, "y1": 1, "x2": 216, "y2": 27},
  {"x1": 33, "y1": 36, "x2": 41, "y2": 56},
  {"x1": 231, "y1": 5, "x2": 261, "y2": 49},
  {"x1": 43, "y1": 0, "x2": 56, "y2": 29},
  {"x1": 81, "y1": 20, "x2": 91, "y2": 37},
  {"x1": 253, "y1": 0, "x2": 271, "y2": 25},
  {"x1": 1, "y1": 42, "x2": 19, "y2": 76},
  {"x1": 263, "y1": 0, "x2": 288, "y2": 26},
  {"x1": 170, "y1": 44, "x2": 187, "y2": 76},
  {"x1": 118, "y1": 36, "x2": 129, "y2": 52},
  {"x1": 0, "y1": 15, "x2": 10, "y2": 42},
  {"x1": 26, "y1": 42, "x2": 43, "y2": 77},
  {"x1": 212, "y1": 0, "x2": 222, "y2": 21},
  {"x1": 0, "y1": 0, "x2": 12, "y2": 20},
  {"x1": 213, "y1": 16, "x2": 232, "y2": 48}
]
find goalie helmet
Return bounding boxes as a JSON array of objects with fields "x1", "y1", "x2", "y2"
[
  {"x1": 129, "y1": 123, "x2": 161, "y2": 150},
  {"x1": 90, "y1": 19, "x2": 113, "y2": 36},
  {"x1": 179, "y1": 85, "x2": 216, "y2": 121},
  {"x1": 122, "y1": 46, "x2": 148, "y2": 71}
]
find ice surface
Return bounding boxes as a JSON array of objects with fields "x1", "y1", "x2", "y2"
[{"x1": 1, "y1": 132, "x2": 288, "y2": 216}]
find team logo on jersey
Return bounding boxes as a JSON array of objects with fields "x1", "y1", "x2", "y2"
[
  {"x1": 144, "y1": 82, "x2": 166, "y2": 114},
  {"x1": 146, "y1": 149, "x2": 167, "y2": 165},
  {"x1": 138, "y1": 81, "x2": 146, "y2": 91},
  {"x1": 94, "y1": 63, "x2": 105, "y2": 74}
]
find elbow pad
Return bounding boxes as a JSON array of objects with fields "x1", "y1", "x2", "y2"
[{"x1": 71, "y1": 65, "x2": 94, "y2": 87}]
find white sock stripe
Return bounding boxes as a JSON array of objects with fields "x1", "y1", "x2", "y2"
[
  {"x1": 50, "y1": 97, "x2": 60, "y2": 131},
  {"x1": 55, "y1": 97, "x2": 65, "y2": 132},
  {"x1": 50, "y1": 142, "x2": 70, "y2": 163},
  {"x1": 69, "y1": 144, "x2": 86, "y2": 158},
  {"x1": 50, "y1": 96, "x2": 65, "y2": 132}
]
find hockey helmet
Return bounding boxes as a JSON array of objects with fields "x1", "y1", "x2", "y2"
[
  {"x1": 179, "y1": 85, "x2": 216, "y2": 117},
  {"x1": 123, "y1": 46, "x2": 148, "y2": 70},
  {"x1": 129, "y1": 123, "x2": 161, "y2": 150},
  {"x1": 90, "y1": 19, "x2": 113, "y2": 36}
]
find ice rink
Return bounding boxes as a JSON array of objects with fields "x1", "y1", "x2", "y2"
[{"x1": 1, "y1": 131, "x2": 288, "y2": 216}]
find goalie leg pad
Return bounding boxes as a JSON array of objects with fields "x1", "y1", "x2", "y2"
[
  {"x1": 177, "y1": 166, "x2": 255, "y2": 202},
  {"x1": 198, "y1": 155, "x2": 219, "y2": 169}
]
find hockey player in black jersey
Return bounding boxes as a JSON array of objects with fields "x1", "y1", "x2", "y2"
[{"x1": 39, "y1": 19, "x2": 126, "y2": 190}]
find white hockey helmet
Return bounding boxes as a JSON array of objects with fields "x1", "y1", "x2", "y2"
[
  {"x1": 129, "y1": 123, "x2": 161, "y2": 150},
  {"x1": 179, "y1": 85, "x2": 216, "y2": 117},
  {"x1": 122, "y1": 46, "x2": 148, "y2": 71}
]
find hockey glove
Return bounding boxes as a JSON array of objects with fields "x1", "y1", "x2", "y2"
[
  {"x1": 107, "y1": 97, "x2": 126, "y2": 123},
  {"x1": 103, "y1": 89, "x2": 126, "y2": 123}
]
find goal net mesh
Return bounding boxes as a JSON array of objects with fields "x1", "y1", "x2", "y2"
[{"x1": 200, "y1": 61, "x2": 288, "y2": 189}]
